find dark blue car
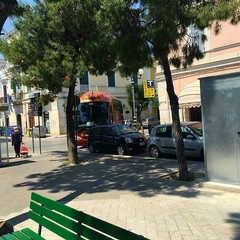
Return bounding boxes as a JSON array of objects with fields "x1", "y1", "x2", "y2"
[{"x1": 88, "y1": 124, "x2": 147, "y2": 155}]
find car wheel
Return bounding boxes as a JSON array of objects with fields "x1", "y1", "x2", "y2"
[
  {"x1": 117, "y1": 145, "x2": 126, "y2": 155},
  {"x1": 149, "y1": 145, "x2": 160, "y2": 158},
  {"x1": 88, "y1": 144, "x2": 96, "y2": 153}
]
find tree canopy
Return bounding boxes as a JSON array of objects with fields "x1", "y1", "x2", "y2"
[
  {"x1": 0, "y1": 0, "x2": 119, "y2": 164},
  {"x1": 96, "y1": 0, "x2": 240, "y2": 180},
  {"x1": 0, "y1": 0, "x2": 19, "y2": 33}
]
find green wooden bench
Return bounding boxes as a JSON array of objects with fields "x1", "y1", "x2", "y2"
[{"x1": 0, "y1": 192, "x2": 149, "y2": 240}]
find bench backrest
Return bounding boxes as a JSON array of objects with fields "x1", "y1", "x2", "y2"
[{"x1": 29, "y1": 192, "x2": 148, "y2": 240}]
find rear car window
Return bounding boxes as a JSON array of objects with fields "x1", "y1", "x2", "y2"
[
  {"x1": 156, "y1": 126, "x2": 172, "y2": 138},
  {"x1": 113, "y1": 125, "x2": 135, "y2": 135}
]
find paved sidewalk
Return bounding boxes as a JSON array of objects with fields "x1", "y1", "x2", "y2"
[{"x1": 1, "y1": 148, "x2": 240, "y2": 240}]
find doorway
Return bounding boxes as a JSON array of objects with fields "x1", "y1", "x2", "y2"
[{"x1": 17, "y1": 114, "x2": 22, "y2": 129}]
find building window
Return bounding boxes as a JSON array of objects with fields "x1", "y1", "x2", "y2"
[
  {"x1": 11, "y1": 82, "x2": 17, "y2": 93},
  {"x1": 107, "y1": 71, "x2": 115, "y2": 87},
  {"x1": 79, "y1": 71, "x2": 89, "y2": 85},
  {"x1": 189, "y1": 24, "x2": 205, "y2": 53},
  {"x1": 27, "y1": 86, "x2": 31, "y2": 92}
]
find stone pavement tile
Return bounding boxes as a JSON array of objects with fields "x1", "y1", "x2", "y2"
[
  {"x1": 214, "y1": 226, "x2": 237, "y2": 240},
  {"x1": 154, "y1": 230, "x2": 171, "y2": 240},
  {"x1": 201, "y1": 226, "x2": 221, "y2": 239},
  {"x1": 183, "y1": 235, "x2": 207, "y2": 240},
  {"x1": 67, "y1": 186, "x2": 240, "y2": 240},
  {"x1": 170, "y1": 230, "x2": 195, "y2": 240},
  {"x1": 164, "y1": 216, "x2": 179, "y2": 231},
  {"x1": 145, "y1": 227, "x2": 160, "y2": 240}
]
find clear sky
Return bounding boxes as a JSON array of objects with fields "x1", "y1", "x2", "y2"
[{"x1": 2, "y1": 0, "x2": 35, "y2": 34}]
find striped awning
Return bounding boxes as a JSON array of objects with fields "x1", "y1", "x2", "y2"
[{"x1": 179, "y1": 81, "x2": 201, "y2": 108}]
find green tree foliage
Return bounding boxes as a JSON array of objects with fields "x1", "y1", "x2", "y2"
[
  {"x1": 98, "y1": 0, "x2": 240, "y2": 180},
  {"x1": 0, "y1": 0, "x2": 20, "y2": 33},
  {"x1": 0, "y1": 0, "x2": 117, "y2": 164},
  {"x1": 149, "y1": 96, "x2": 159, "y2": 108}
]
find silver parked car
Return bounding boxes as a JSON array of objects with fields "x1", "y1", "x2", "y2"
[{"x1": 147, "y1": 122, "x2": 203, "y2": 160}]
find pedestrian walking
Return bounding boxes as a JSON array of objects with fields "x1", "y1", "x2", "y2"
[{"x1": 11, "y1": 127, "x2": 22, "y2": 158}]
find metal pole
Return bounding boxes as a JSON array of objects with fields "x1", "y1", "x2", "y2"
[
  {"x1": 131, "y1": 78, "x2": 138, "y2": 131},
  {"x1": 131, "y1": 81, "x2": 137, "y2": 123},
  {"x1": 0, "y1": 140, "x2": 1, "y2": 163},
  {"x1": 32, "y1": 126, "x2": 35, "y2": 153},
  {"x1": 38, "y1": 114, "x2": 42, "y2": 154},
  {"x1": 6, "y1": 134, "x2": 9, "y2": 163}
]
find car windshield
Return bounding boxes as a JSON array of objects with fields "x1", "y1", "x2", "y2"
[
  {"x1": 188, "y1": 122, "x2": 203, "y2": 136},
  {"x1": 113, "y1": 125, "x2": 136, "y2": 135}
]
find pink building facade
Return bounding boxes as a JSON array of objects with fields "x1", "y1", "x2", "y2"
[{"x1": 156, "y1": 21, "x2": 240, "y2": 124}]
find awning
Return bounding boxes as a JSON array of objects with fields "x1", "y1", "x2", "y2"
[{"x1": 178, "y1": 81, "x2": 201, "y2": 108}]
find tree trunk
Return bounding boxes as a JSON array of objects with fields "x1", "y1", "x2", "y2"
[
  {"x1": 161, "y1": 54, "x2": 189, "y2": 181},
  {"x1": 66, "y1": 84, "x2": 79, "y2": 164},
  {"x1": 0, "y1": 0, "x2": 18, "y2": 33}
]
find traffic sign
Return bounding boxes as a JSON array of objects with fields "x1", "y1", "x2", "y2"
[{"x1": 143, "y1": 80, "x2": 155, "y2": 98}]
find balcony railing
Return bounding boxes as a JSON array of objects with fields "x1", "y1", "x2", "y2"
[
  {"x1": 0, "y1": 96, "x2": 7, "y2": 104},
  {"x1": 0, "y1": 96, "x2": 8, "y2": 111},
  {"x1": 11, "y1": 93, "x2": 23, "y2": 102}
]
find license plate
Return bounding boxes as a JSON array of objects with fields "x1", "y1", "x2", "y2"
[{"x1": 139, "y1": 142, "x2": 145, "y2": 146}]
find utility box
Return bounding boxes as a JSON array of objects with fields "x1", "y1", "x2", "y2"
[
  {"x1": 200, "y1": 72, "x2": 240, "y2": 185},
  {"x1": 32, "y1": 126, "x2": 47, "y2": 138}
]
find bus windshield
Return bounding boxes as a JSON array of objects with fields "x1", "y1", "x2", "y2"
[{"x1": 77, "y1": 102, "x2": 110, "y2": 126}]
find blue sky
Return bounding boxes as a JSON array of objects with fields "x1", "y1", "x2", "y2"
[{"x1": 2, "y1": 0, "x2": 35, "y2": 34}]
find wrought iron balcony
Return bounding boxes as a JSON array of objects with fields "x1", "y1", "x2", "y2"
[
  {"x1": 0, "y1": 96, "x2": 8, "y2": 111},
  {"x1": 11, "y1": 93, "x2": 23, "y2": 105}
]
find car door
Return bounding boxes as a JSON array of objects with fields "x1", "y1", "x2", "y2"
[
  {"x1": 101, "y1": 127, "x2": 115, "y2": 152},
  {"x1": 173, "y1": 126, "x2": 201, "y2": 157},
  {"x1": 155, "y1": 125, "x2": 174, "y2": 154},
  {"x1": 88, "y1": 127, "x2": 101, "y2": 150}
]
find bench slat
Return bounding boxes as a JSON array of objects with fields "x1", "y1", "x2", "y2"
[
  {"x1": 29, "y1": 211, "x2": 84, "y2": 240},
  {"x1": 12, "y1": 231, "x2": 31, "y2": 240},
  {"x1": 31, "y1": 193, "x2": 143, "y2": 240},
  {"x1": 31, "y1": 192, "x2": 81, "y2": 221},
  {"x1": 0, "y1": 234, "x2": 17, "y2": 240},
  {"x1": 80, "y1": 211, "x2": 148, "y2": 240},
  {"x1": 29, "y1": 192, "x2": 148, "y2": 240},
  {"x1": 21, "y1": 228, "x2": 45, "y2": 240},
  {"x1": 1, "y1": 192, "x2": 148, "y2": 240},
  {"x1": 30, "y1": 201, "x2": 114, "y2": 240}
]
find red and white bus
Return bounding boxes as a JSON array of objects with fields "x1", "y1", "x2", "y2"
[{"x1": 76, "y1": 91, "x2": 123, "y2": 147}]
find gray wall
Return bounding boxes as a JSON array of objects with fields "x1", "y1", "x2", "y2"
[{"x1": 200, "y1": 72, "x2": 240, "y2": 185}]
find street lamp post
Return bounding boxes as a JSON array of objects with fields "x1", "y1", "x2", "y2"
[{"x1": 131, "y1": 68, "x2": 144, "y2": 131}]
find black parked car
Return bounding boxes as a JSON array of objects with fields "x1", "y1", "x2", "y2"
[{"x1": 88, "y1": 124, "x2": 147, "y2": 155}]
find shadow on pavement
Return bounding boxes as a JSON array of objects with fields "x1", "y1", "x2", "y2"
[
  {"x1": 0, "y1": 160, "x2": 35, "y2": 168},
  {"x1": 7, "y1": 212, "x2": 28, "y2": 228},
  {"x1": 226, "y1": 213, "x2": 240, "y2": 240},
  {"x1": 3, "y1": 149, "x2": 210, "y2": 228},
  {"x1": 13, "y1": 151, "x2": 206, "y2": 202}
]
